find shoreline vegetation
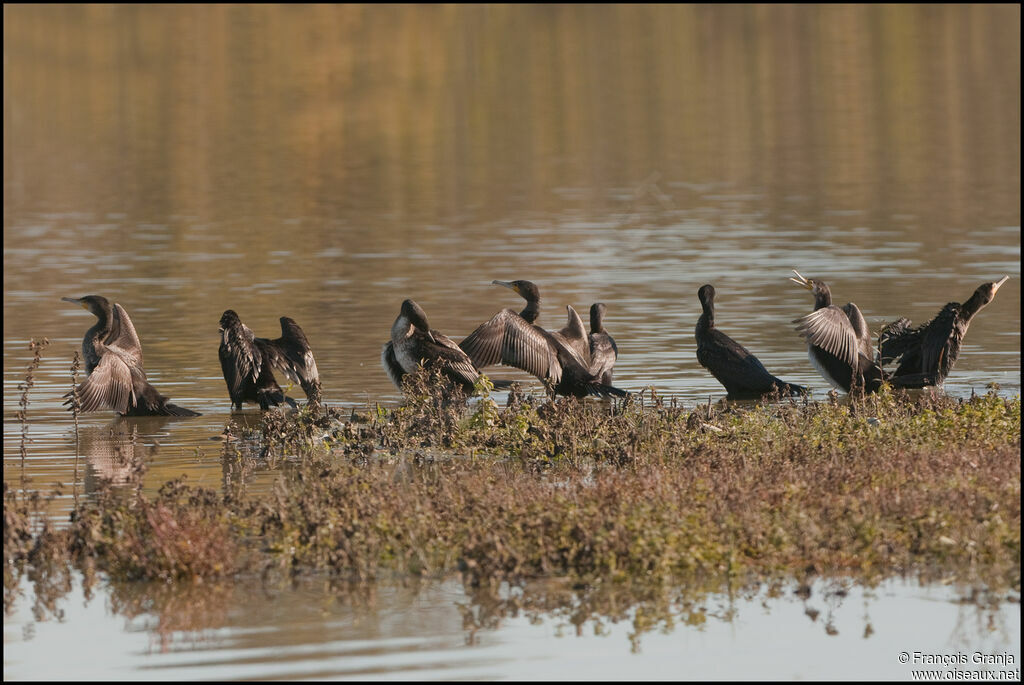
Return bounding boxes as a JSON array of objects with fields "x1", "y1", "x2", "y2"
[{"x1": 4, "y1": 356, "x2": 1021, "y2": 639}]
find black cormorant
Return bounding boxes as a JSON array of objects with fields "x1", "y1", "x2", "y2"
[
  {"x1": 458, "y1": 280, "x2": 628, "y2": 398},
  {"x1": 789, "y1": 271, "x2": 886, "y2": 393},
  {"x1": 62, "y1": 295, "x2": 200, "y2": 416},
  {"x1": 382, "y1": 299, "x2": 482, "y2": 393},
  {"x1": 695, "y1": 284, "x2": 806, "y2": 399},
  {"x1": 218, "y1": 310, "x2": 321, "y2": 410},
  {"x1": 878, "y1": 276, "x2": 1010, "y2": 388},
  {"x1": 588, "y1": 303, "x2": 618, "y2": 385}
]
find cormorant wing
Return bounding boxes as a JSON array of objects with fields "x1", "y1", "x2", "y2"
[
  {"x1": 459, "y1": 309, "x2": 558, "y2": 381},
  {"x1": 878, "y1": 317, "x2": 919, "y2": 366},
  {"x1": 427, "y1": 330, "x2": 481, "y2": 388},
  {"x1": 589, "y1": 332, "x2": 618, "y2": 383},
  {"x1": 794, "y1": 305, "x2": 859, "y2": 370},
  {"x1": 73, "y1": 349, "x2": 136, "y2": 413},
  {"x1": 919, "y1": 303, "x2": 961, "y2": 377},
  {"x1": 109, "y1": 303, "x2": 144, "y2": 367},
  {"x1": 381, "y1": 341, "x2": 404, "y2": 389},
  {"x1": 841, "y1": 302, "x2": 874, "y2": 359},
  {"x1": 268, "y1": 317, "x2": 321, "y2": 402},
  {"x1": 219, "y1": 320, "x2": 263, "y2": 398},
  {"x1": 554, "y1": 306, "x2": 591, "y2": 365},
  {"x1": 698, "y1": 329, "x2": 781, "y2": 391}
]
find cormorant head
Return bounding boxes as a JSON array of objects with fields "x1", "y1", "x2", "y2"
[
  {"x1": 492, "y1": 279, "x2": 540, "y2": 302},
  {"x1": 973, "y1": 276, "x2": 1010, "y2": 307},
  {"x1": 400, "y1": 299, "x2": 434, "y2": 340},
  {"x1": 219, "y1": 309, "x2": 242, "y2": 333},
  {"x1": 789, "y1": 270, "x2": 832, "y2": 307},
  {"x1": 590, "y1": 302, "x2": 607, "y2": 332},
  {"x1": 61, "y1": 295, "x2": 111, "y2": 319},
  {"x1": 697, "y1": 284, "x2": 716, "y2": 307}
]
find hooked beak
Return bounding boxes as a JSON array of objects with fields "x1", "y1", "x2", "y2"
[
  {"x1": 789, "y1": 270, "x2": 812, "y2": 290},
  {"x1": 492, "y1": 280, "x2": 518, "y2": 293},
  {"x1": 992, "y1": 275, "x2": 1010, "y2": 294},
  {"x1": 61, "y1": 296, "x2": 87, "y2": 309}
]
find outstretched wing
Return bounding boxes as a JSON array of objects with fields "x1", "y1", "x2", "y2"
[
  {"x1": 554, "y1": 306, "x2": 591, "y2": 365},
  {"x1": 69, "y1": 349, "x2": 136, "y2": 414},
  {"x1": 109, "y1": 303, "x2": 144, "y2": 368},
  {"x1": 841, "y1": 302, "x2": 874, "y2": 360},
  {"x1": 267, "y1": 317, "x2": 321, "y2": 403},
  {"x1": 794, "y1": 305, "x2": 859, "y2": 371},
  {"x1": 459, "y1": 309, "x2": 558, "y2": 381}
]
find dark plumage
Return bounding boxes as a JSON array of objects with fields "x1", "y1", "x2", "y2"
[
  {"x1": 588, "y1": 303, "x2": 618, "y2": 386},
  {"x1": 458, "y1": 280, "x2": 628, "y2": 398},
  {"x1": 790, "y1": 271, "x2": 886, "y2": 393},
  {"x1": 218, "y1": 310, "x2": 321, "y2": 410},
  {"x1": 695, "y1": 285, "x2": 806, "y2": 399},
  {"x1": 878, "y1": 276, "x2": 1010, "y2": 388},
  {"x1": 62, "y1": 295, "x2": 200, "y2": 417},
  {"x1": 382, "y1": 299, "x2": 482, "y2": 393}
]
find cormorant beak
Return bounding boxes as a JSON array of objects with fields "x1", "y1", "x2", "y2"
[
  {"x1": 789, "y1": 270, "x2": 812, "y2": 290},
  {"x1": 427, "y1": 330, "x2": 437, "y2": 344},
  {"x1": 492, "y1": 280, "x2": 518, "y2": 294},
  {"x1": 992, "y1": 275, "x2": 1010, "y2": 293},
  {"x1": 61, "y1": 296, "x2": 87, "y2": 309}
]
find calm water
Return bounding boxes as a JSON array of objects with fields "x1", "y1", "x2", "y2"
[
  {"x1": 4, "y1": 575, "x2": 1020, "y2": 681},
  {"x1": 3, "y1": 4, "x2": 1020, "y2": 679}
]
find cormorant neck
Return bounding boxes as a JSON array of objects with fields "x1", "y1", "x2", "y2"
[
  {"x1": 697, "y1": 298, "x2": 715, "y2": 331},
  {"x1": 94, "y1": 301, "x2": 114, "y2": 336},
  {"x1": 391, "y1": 314, "x2": 415, "y2": 340},
  {"x1": 813, "y1": 290, "x2": 832, "y2": 311},
  {"x1": 520, "y1": 299, "x2": 540, "y2": 324},
  {"x1": 959, "y1": 290, "x2": 989, "y2": 321}
]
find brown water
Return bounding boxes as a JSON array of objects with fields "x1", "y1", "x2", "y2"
[{"x1": 3, "y1": 5, "x2": 1020, "y2": 679}]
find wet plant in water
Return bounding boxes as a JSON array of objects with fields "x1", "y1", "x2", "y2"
[{"x1": 16, "y1": 338, "x2": 50, "y2": 475}]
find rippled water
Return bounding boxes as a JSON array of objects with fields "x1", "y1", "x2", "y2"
[{"x1": 3, "y1": 4, "x2": 1020, "y2": 679}]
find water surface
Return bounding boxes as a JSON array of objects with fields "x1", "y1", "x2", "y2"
[{"x1": 3, "y1": 4, "x2": 1020, "y2": 679}]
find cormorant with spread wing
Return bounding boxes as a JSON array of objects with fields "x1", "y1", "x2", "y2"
[
  {"x1": 878, "y1": 276, "x2": 1010, "y2": 388},
  {"x1": 789, "y1": 271, "x2": 886, "y2": 393},
  {"x1": 62, "y1": 295, "x2": 200, "y2": 416},
  {"x1": 382, "y1": 299, "x2": 483, "y2": 393},
  {"x1": 695, "y1": 284, "x2": 806, "y2": 399},
  {"x1": 218, "y1": 310, "x2": 321, "y2": 410},
  {"x1": 458, "y1": 280, "x2": 628, "y2": 398}
]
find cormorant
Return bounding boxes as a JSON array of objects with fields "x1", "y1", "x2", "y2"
[
  {"x1": 382, "y1": 299, "x2": 482, "y2": 393},
  {"x1": 218, "y1": 310, "x2": 321, "y2": 410},
  {"x1": 458, "y1": 280, "x2": 628, "y2": 398},
  {"x1": 695, "y1": 284, "x2": 806, "y2": 399},
  {"x1": 588, "y1": 303, "x2": 618, "y2": 385},
  {"x1": 61, "y1": 295, "x2": 200, "y2": 416},
  {"x1": 789, "y1": 271, "x2": 886, "y2": 393},
  {"x1": 878, "y1": 276, "x2": 1010, "y2": 388}
]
